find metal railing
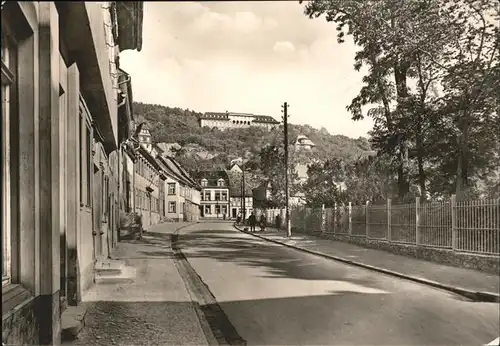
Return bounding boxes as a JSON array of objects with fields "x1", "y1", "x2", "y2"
[{"x1": 263, "y1": 195, "x2": 499, "y2": 256}]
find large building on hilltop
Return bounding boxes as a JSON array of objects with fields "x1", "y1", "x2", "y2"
[{"x1": 199, "y1": 111, "x2": 280, "y2": 131}]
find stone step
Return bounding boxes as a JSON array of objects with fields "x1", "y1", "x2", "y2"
[
  {"x1": 94, "y1": 259, "x2": 125, "y2": 275},
  {"x1": 95, "y1": 265, "x2": 136, "y2": 285},
  {"x1": 61, "y1": 305, "x2": 88, "y2": 341}
]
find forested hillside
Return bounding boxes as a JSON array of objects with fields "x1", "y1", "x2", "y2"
[{"x1": 132, "y1": 101, "x2": 371, "y2": 172}]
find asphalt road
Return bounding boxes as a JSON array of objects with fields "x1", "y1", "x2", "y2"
[{"x1": 178, "y1": 221, "x2": 500, "y2": 346}]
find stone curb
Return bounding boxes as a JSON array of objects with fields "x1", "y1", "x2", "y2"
[
  {"x1": 233, "y1": 224, "x2": 500, "y2": 303},
  {"x1": 171, "y1": 223, "x2": 221, "y2": 346}
]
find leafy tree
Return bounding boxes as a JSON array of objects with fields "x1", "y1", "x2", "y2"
[
  {"x1": 259, "y1": 144, "x2": 300, "y2": 207},
  {"x1": 302, "y1": 0, "x2": 499, "y2": 201},
  {"x1": 304, "y1": 155, "x2": 399, "y2": 206}
]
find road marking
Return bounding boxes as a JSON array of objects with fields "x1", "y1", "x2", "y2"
[{"x1": 486, "y1": 337, "x2": 500, "y2": 346}]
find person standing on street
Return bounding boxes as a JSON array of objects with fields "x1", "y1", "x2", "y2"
[
  {"x1": 248, "y1": 212, "x2": 257, "y2": 232},
  {"x1": 259, "y1": 213, "x2": 267, "y2": 232}
]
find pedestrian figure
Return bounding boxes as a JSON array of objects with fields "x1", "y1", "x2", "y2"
[
  {"x1": 259, "y1": 214, "x2": 267, "y2": 232},
  {"x1": 275, "y1": 214, "x2": 282, "y2": 230},
  {"x1": 236, "y1": 215, "x2": 241, "y2": 224},
  {"x1": 248, "y1": 212, "x2": 257, "y2": 232}
]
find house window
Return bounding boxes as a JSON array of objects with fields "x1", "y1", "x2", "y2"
[
  {"x1": 204, "y1": 205, "x2": 211, "y2": 214},
  {"x1": 215, "y1": 191, "x2": 221, "y2": 201},
  {"x1": 222, "y1": 205, "x2": 228, "y2": 215},
  {"x1": 168, "y1": 183, "x2": 176, "y2": 195},
  {"x1": 204, "y1": 191, "x2": 211, "y2": 201},
  {"x1": 2, "y1": 30, "x2": 16, "y2": 285},
  {"x1": 217, "y1": 179, "x2": 225, "y2": 187},
  {"x1": 201, "y1": 179, "x2": 207, "y2": 187},
  {"x1": 221, "y1": 192, "x2": 228, "y2": 201},
  {"x1": 215, "y1": 205, "x2": 221, "y2": 215},
  {"x1": 168, "y1": 201, "x2": 176, "y2": 213}
]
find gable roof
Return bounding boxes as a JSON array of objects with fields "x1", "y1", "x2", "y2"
[
  {"x1": 252, "y1": 115, "x2": 280, "y2": 124},
  {"x1": 191, "y1": 170, "x2": 230, "y2": 187},
  {"x1": 137, "y1": 144, "x2": 162, "y2": 171},
  {"x1": 156, "y1": 155, "x2": 200, "y2": 189}
]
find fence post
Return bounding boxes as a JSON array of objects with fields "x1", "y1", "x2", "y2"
[
  {"x1": 348, "y1": 202, "x2": 352, "y2": 235},
  {"x1": 451, "y1": 194, "x2": 457, "y2": 250},
  {"x1": 365, "y1": 200, "x2": 370, "y2": 238},
  {"x1": 303, "y1": 206, "x2": 307, "y2": 232},
  {"x1": 333, "y1": 203, "x2": 337, "y2": 234},
  {"x1": 415, "y1": 197, "x2": 420, "y2": 245},
  {"x1": 387, "y1": 198, "x2": 392, "y2": 241},
  {"x1": 321, "y1": 204, "x2": 326, "y2": 233}
]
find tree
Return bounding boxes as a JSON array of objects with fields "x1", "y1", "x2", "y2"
[
  {"x1": 304, "y1": 155, "x2": 398, "y2": 206},
  {"x1": 302, "y1": 159, "x2": 348, "y2": 207},
  {"x1": 259, "y1": 144, "x2": 300, "y2": 207},
  {"x1": 302, "y1": 0, "x2": 499, "y2": 200}
]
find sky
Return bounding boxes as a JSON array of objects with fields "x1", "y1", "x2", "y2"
[{"x1": 120, "y1": 1, "x2": 374, "y2": 139}]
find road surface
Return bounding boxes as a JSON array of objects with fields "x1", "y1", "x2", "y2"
[{"x1": 178, "y1": 221, "x2": 499, "y2": 345}]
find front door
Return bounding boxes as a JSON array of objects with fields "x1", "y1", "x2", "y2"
[
  {"x1": 93, "y1": 166, "x2": 102, "y2": 258},
  {"x1": 232, "y1": 208, "x2": 237, "y2": 218}
]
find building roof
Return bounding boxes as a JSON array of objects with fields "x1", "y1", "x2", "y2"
[
  {"x1": 137, "y1": 144, "x2": 162, "y2": 171},
  {"x1": 168, "y1": 157, "x2": 200, "y2": 188},
  {"x1": 191, "y1": 170, "x2": 230, "y2": 187},
  {"x1": 199, "y1": 111, "x2": 279, "y2": 124},
  {"x1": 199, "y1": 112, "x2": 229, "y2": 120},
  {"x1": 156, "y1": 155, "x2": 200, "y2": 190},
  {"x1": 296, "y1": 135, "x2": 315, "y2": 147},
  {"x1": 252, "y1": 115, "x2": 280, "y2": 124}
]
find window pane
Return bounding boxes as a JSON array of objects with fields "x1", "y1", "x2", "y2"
[{"x1": 1, "y1": 33, "x2": 16, "y2": 284}]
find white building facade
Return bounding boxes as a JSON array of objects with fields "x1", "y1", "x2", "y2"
[{"x1": 199, "y1": 112, "x2": 280, "y2": 131}]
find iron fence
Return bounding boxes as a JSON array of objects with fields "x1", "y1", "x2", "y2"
[{"x1": 268, "y1": 195, "x2": 500, "y2": 256}]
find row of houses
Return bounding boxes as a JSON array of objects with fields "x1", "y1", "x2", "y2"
[
  {"x1": 0, "y1": 2, "x2": 196, "y2": 345},
  {"x1": 123, "y1": 125, "x2": 201, "y2": 226},
  {"x1": 2, "y1": 3, "x2": 203, "y2": 344},
  {"x1": 192, "y1": 163, "x2": 305, "y2": 221}
]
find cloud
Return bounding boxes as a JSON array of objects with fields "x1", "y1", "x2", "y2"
[
  {"x1": 273, "y1": 41, "x2": 296, "y2": 53},
  {"x1": 120, "y1": 2, "x2": 374, "y2": 138}
]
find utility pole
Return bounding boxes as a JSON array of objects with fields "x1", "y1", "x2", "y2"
[
  {"x1": 240, "y1": 171, "x2": 244, "y2": 223},
  {"x1": 242, "y1": 166, "x2": 246, "y2": 223},
  {"x1": 282, "y1": 102, "x2": 291, "y2": 237}
]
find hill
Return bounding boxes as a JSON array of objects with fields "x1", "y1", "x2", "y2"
[{"x1": 132, "y1": 101, "x2": 372, "y2": 172}]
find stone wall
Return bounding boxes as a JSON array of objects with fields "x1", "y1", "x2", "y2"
[
  {"x1": 2, "y1": 295, "x2": 38, "y2": 345},
  {"x1": 291, "y1": 227, "x2": 500, "y2": 275}
]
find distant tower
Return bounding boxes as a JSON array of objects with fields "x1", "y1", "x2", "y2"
[{"x1": 139, "y1": 123, "x2": 152, "y2": 152}]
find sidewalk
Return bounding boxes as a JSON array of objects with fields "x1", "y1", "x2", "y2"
[
  {"x1": 234, "y1": 225, "x2": 500, "y2": 303},
  {"x1": 68, "y1": 222, "x2": 213, "y2": 346}
]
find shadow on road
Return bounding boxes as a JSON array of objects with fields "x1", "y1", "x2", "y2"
[
  {"x1": 66, "y1": 296, "x2": 499, "y2": 346},
  {"x1": 177, "y1": 229, "x2": 388, "y2": 289}
]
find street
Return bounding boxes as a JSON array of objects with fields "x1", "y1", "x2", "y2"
[{"x1": 177, "y1": 222, "x2": 499, "y2": 346}]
